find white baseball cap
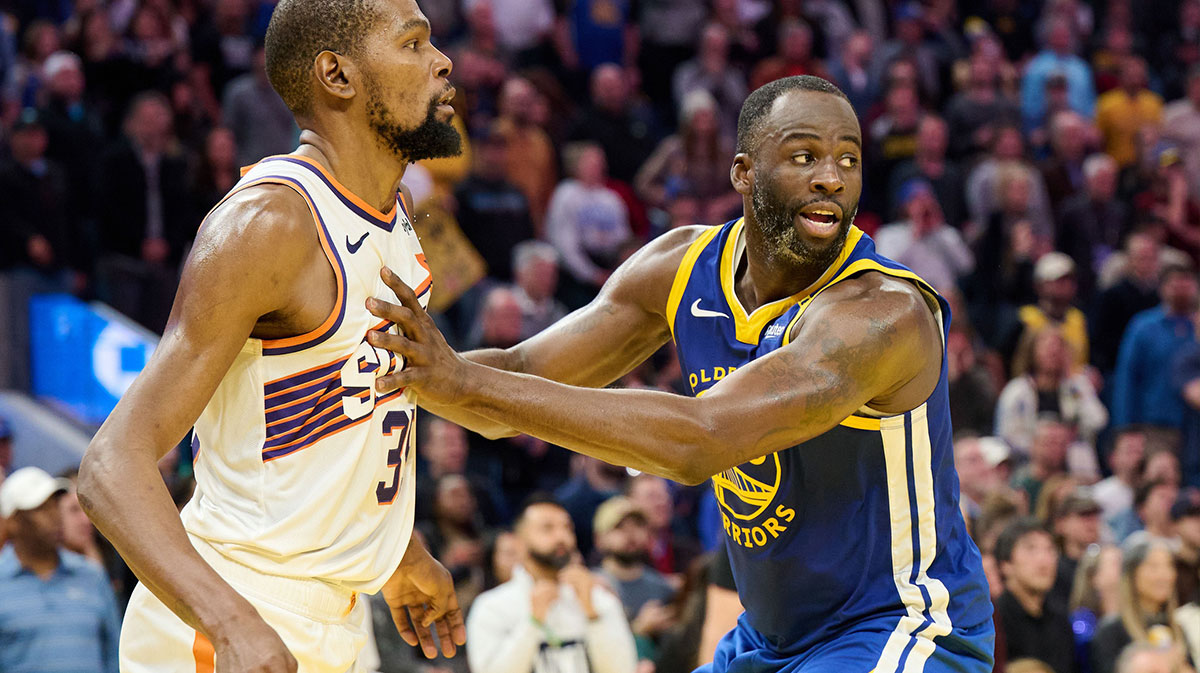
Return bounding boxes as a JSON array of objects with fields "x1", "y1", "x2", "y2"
[{"x1": 0, "y1": 467, "x2": 70, "y2": 518}]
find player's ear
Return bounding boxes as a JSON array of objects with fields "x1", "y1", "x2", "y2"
[
  {"x1": 731, "y1": 152, "x2": 753, "y2": 196},
  {"x1": 313, "y1": 50, "x2": 356, "y2": 102}
]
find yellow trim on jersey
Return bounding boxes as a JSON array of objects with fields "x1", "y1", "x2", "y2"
[
  {"x1": 781, "y1": 258, "x2": 941, "y2": 347},
  {"x1": 667, "y1": 225, "x2": 724, "y2": 338},
  {"x1": 720, "y1": 219, "x2": 866, "y2": 344},
  {"x1": 839, "y1": 415, "x2": 883, "y2": 431}
]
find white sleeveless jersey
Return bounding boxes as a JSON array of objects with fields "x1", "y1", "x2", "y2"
[{"x1": 179, "y1": 155, "x2": 428, "y2": 594}]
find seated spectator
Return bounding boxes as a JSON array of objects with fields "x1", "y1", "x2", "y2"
[
  {"x1": 1110, "y1": 479, "x2": 1181, "y2": 544},
  {"x1": 1094, "y1": 233, "x2": 1165, "y2": 370},
  {"x1": 749, "y1": 19, "x2": 826, "y2": 91},
  {"x1": 1020, "y1": 16, "x2": 1097, "y2": 128},
  {"x1": 1017, "y1": 253, "x2": 1092, "y2": 372},
  {"x1": 966, "y1": 127, "x2": 1055, "y2": 244},
  {"x1": 824, "y1": 30, "x2": 874, "y2": 119},
  {"x1": 1092, "y1": 538, "x2": 1189, "y2": 673},
  {"x1": 1163, "y1": 66, "x2": 1200, "y2": 202},
  {"x1": 1133, "y1": 148, "x2": 1200, "y2": 263},
  {"x1": 1057, "y1": 154, "x2": 1128, "y2": 304},
  {"x1": 947, "y1": 331, "x2": 999, "y2": 436},
  {"x1": 869, "y1": 3, "x2": 943, "y2": 103},
  {"x1": 997, "y1": 329, "x2": 1106, "y2": 473},
  {"x1": 865, "y1": 81, "x2": 922, "y2": 217},
  {"x1": 887, "y1": 114, "x2": 967, "y2": 228},
  {"x1": 955, "y1": 435, "x2": 1009, "y2": 526},
  {"x1": 416, "y1": 417, "x2": 509, "y2": 527},
  {"x1": 483, "y1": 530, "x2": 522, "y2": 591},
  {"x1": 944, "y1": 52, "x2": 1023, "y2": 160},
  {"x1": 555, "y1": 456, "x2": 627, "y2": 560},
  {"x1": 495, "y1": 77, "x2": 557, "y2": 230},
  {"x1": 468, "y1": 286, "x2": 525, "y2": 351},
  {"x1": 0, "y1": 467, "x2": 121, "y2": 673},
  {"x1": 627, "y1": 474, "x2": 698, "y2": 578},
  {"x1": 417, "y1": 474, "x2": 487, "y2": 603},
  {"x1": 873, "y1": 178, "x2": 974, "y2": 294},
  {"x1": 1113, "y1": 642, "x2": 1187, "y2": 673},
  {"x1": 36, "y1": 50, "x2": 104, "y2": 218},
  {"x1": 1096, "y1": 58, "x2": 1165, "y2": 168},
  {"x1": 545, "y1": 142, "x2": 632, "y2": 309},
  {"x1": 1095, "y1": 427, "x2": 1149, "y2": 521},
  {"x1": 222, "y1": 43, "x2": 296, "y2": 168},
  {"x1": 466, "y1": 496, "x2": 636, "y2": 673},
  {"x1": 189, "y1": 126, "x2": 240, "y2": 224},
  {"x1": 512, "y1": 241, "x2": 568, "y2": 340},
  {"x1": 1069, "y1": 544, "x2": 1123, "y2": 672},
  {"x1": 570, "y1": 64, "x2": 659, "y2": 185},
  {"x1": 1112, "y1": 265, "x2": 1199, "y2": 429},
  {"x1": 1040, "y1": 111, "x2": 1095, "y2": 214},
  {"x1": 994, "y1": 518, "x2": 1077, "y2": 673},
  {"x1": 454, "y1": 128, "x2": 536, "y2": 283},
  {"x1": 671, "y1": 23, "x2": 746, "y2": 145},
  {"x1": 1011, "y1": 420, "x2": 1074, "y2": 507},
  {"x1": 1050, "y1": 488, "x2": 1104, "y2": 610},
  {"x1": 634, "y1": 90, "x2": 740, "y2": 225},
  {"x1": 592, "y1": 496, "x2": 676, "y2": 661}
]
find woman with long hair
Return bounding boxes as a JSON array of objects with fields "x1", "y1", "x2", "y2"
[
  {"x1": 1069, "y1": 544, "x2": 1123, "y2": 673},
  {"x1": 1091, "y1": 537, "x2": 1192, "y2": 673}
]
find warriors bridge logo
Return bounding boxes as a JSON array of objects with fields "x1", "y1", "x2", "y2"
[{"x1": 712, "y1": 453, "x2": 795, "y2": 550}]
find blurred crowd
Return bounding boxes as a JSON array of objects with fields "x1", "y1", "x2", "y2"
[{"x1": 4, "y1": 0, "x2": 1200, "y2": 672}]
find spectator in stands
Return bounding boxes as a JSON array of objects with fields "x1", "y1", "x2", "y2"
[
  {"x1": 1163, "y1": 66, "x2": 1200, "y2": 202},
  {"x1": 545, "y1": 142, "x2": 631, "y2": 309},
  {"x1": 555, "y1": 457, "x2": 626, "y2": 560},
  {"x1": 1113, "y1": 265, "x2": 1198, "y2": 428},
  {"x1": 1095, "y1": 428, "x2": 1149, "y2": 521},
  {"x1": 874, "y1": 178, "x2": 973, "y2": 293},
  {"x1": 95, "y1": 91, "x2": 192, "y2": 332},
  {"x1": 1068, "y1": 543, "x2": 1123, "y2": 669},
  {"x1": 966, "y1": 126, "x2": 1055, "y2": 243},
  {"x1": 749, "y1": 19, "x2": 825, "y2": 91},
  {"x1": 1019, "y1": 253, "x2": 1091, "y2": 369},
  {"x1": 1092, "y1": 232, "x2": 1163, "y2": 375},
  {"x1": 1057, "y1": 154, "x2": 1128, "y2": 303},
  {"x1": 956, "y1": 435, "x2": 1008, "y2": 525},
  {"x1": 59, "y1": 484, "x2": 103, "y2": 566},
  {"x1": 1173, "y1": 493, "x2": 1200, "y2": 604},
  {"x1": 484, "y1": 530, "x2": 521, "y2": 591},
  {"x1": 824, "y1": 30, "x2": 874, "y2": 119},
  {"x1": 1092, "y1": 538, "x2": 1189, "y2": 673},
  {"x1": 1134, "y1": 148, "x2": 1200, "y2": 263},
  {"x1": 866, "y1": 80, "x2": 922, "y2": 217},
  {"x1": 945, "y1": 50, "x2": 1022, "y2": 160},
  {"x1": 627, "y1": 474, "x2": 697, "y2": 577},
  {"x1": 1041, "y1": 111, "x2": 1094, "y2": 213},
  {"x1": 671, "y1": 23, "x2": 746, "y2": 145},
  {"x1": 1113, "y1": 643, "x2": 1181, "y2": 673},
  {"x1": 466, "y1": 496, "x2": 636, "y2": 673},
  {"x1": 512, "y1": 241, "x2": 567, "y2": 339},
  {"x1": 455, "y1": 128, "x2": 535, "y2": 283},
  {"x1": 417, "y1": 416, "x2": 508, "y2": 528},
  {"x1": 417, "y1": 474, "x2": 487, "y2": 600},
  {"x1": 448, "y1": 1, "x2": 507, "y2": 120},
  {"x1": 633, "y1": 0, "x2": 708, "y2": 120},
  {"x1": 887, "y1": 114, "x2": 967, "y2": 228},
  {"x1": 1011, "y1": 420, "x2": 1074, "y2": 506},
  {"x1": 469, "y1": 286, "x2": 525, "y2": 351},
  {"x1": 870, "y1": 3, "x2": 942, "y2": 104},
  {"x1": 570, "y1": 64, "x2": 658, "y2": 185},
  {"x1": 1097, "y1": 58, "x2": 1164, "y2": 169},
  {"x1": 188, "y1": 126, "x2": 239, "y2": 224},
  {"x1": 1110, "y1": 479, "x2": 1181, "y2": 543},
  {"x1": 635, "y1": 89, "x2": 740, "y2": 225},
  {"x1": 36, "y1": 50, "x2": 103, "y2": 218},
  {"x1": 0, "y1": 467, "x2": 121, "y2": 673},
  {"x1": 1050, "y1": 488, "x2": 1104, "y2": 609},
  {"x1": 947, "y1": 331, "x2": 999, "y2": 435},
  {"x1": 494, "y1": 77, "x2": 557, "y2": 230},
  {"x1": 1021, "y1": 16, "x2": 1097, "y2": 128},
  {"x1": 994, "y1": 517, "x2": 1077, "y2": 673},
  {"x1": 1175, "y1": 333, "x2": 1200, "y2": 488},
  {"x1": 469, "y1": 0, "x2": 555, "y2": 64},
  {"x1": 222, "y1": 43, "x2": 296, "y2": 168},
  {"x1": 592, "y1": 496, "x2": 676, "y2": 660}
]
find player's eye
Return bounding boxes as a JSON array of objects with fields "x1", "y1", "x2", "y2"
[
  {"x1": 792, "y1": 152, "x2": 814, "y2": 165},
  {"x1": 839, "y1": 155, "x2": 859, "y2": 169},
  {"x1": 404, "y1": 40, "x2": 420, "y2": 50}
]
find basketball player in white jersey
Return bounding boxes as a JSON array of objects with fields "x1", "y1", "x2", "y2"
[{"x1": 76, "y1": 1, "x2": 466, "y2": 671}]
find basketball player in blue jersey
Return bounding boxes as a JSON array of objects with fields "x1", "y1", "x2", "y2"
[
  {"x1": 77, "y1": 1, "x2": 467, "y2": 671},
  {"x1": 367, "y1": 76, "x2": 995, "y2": 673}
]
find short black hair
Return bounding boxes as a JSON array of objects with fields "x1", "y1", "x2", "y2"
[
  {"x1": 264, "y1": 0, "x2": 380, "y2": 115},
  {"x1": 993, "y1": 517, "x2": 1051, "y2": 564},
  {"x1": 515, "y1": 492, "x2": 567, "y2": 526},
  {"x1": 736, "y1": 75, "x2": 851, "y2": 155}
]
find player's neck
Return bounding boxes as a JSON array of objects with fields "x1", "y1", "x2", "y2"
[
  {"x1": 294, "y1": 129, "x2": 408, "y2": 215},
  {"x1": 738, "y1": 221, "x2": 840, "y2": 310}
]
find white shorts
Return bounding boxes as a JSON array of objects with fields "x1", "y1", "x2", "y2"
[{"x1": 119, "y1": 536, "x2": 370, "y2": 673}]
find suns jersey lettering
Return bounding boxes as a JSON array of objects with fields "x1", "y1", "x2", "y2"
[
  {"x1": 668, "y1": 219, "x2": 993, "y2": 662},
  {"x1": 180, "y1": 155, "x2": 431, "y2": 594}
]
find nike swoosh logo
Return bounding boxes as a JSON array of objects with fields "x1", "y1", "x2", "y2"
[
  {"x1": 346, "y1": 232, "x2": 368, "y2": 253},
  {"x1": 690, "y1": 298, "x2": 729, "y2": 319}
]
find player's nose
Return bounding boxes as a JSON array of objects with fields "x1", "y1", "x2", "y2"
[
  {"x1": 810, "y1": 158, "x2": 844, "y2": 195},
  {"x1": 431, "y1": 43, "x2": 452, "y2": 79}
]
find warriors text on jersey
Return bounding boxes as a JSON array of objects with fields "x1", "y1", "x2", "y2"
[
  {"x1": 669, "y1": 219, "x2": 993, "y2": 669},
  {"x1": 180, "y1": 155, "x2": 430, "y2": 594}
]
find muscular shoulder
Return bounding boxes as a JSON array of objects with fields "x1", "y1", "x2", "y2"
[{"x1": 605, "y1": 225, "x2": 714, "y2": 317}]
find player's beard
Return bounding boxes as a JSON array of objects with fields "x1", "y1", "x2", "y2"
[
  {"x1": 528, "y1": 546, "x2": 573, "y2": 572},
  {"x1": 750, "y1": 168, "x2": 855, "y2": 269},
  {"x1": 365, "y1": 82, "x2": 462, "y2": 163}
]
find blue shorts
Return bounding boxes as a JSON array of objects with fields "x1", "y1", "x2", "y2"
[{"x1": 697, "y1": 614, "x2": 994, "y2": 673}]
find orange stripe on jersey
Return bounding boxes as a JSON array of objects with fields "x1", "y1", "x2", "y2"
[
  {"x1": 263, "y1": 413, "x2": 373, "y2": 462},
  {"x1": 284, "y1": 155, "x2": 398, "y2": 223},
  {"x1": 264, "y1": 369, "x2": 342, "y2": 403},
  {"x1": 192, "y1": 632, "x2": 214, "y2": 673},
  {"x1": 263, "y1": 390, "x2": 372, "y2": 451},
  {"x1": 263, "y1": 354, "x2": 352, "y2": 388},
  {"x1": 265, "y1": 384, "x2": 353, "y2": 429}
]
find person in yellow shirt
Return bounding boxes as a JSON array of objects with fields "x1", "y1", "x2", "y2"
[
  {"x1": 1096, "y1": 58, "x2": 1163, "y2": 167},
  {"x1": 1018, "y1": 252, "x2": 1090, "y2": 370}
]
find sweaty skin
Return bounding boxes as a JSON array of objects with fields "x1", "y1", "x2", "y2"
[
  {"x1": 366, "y1": 90, "x2": 943, "y2": 485},
  {"x1": 77, "y1": 1, "x2": 464, "y2": 671}
]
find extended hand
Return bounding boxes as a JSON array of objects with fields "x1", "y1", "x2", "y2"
[
  {"x1": 366, "y1": 267, "x2": 473, "y2": 405},
  {"x1": 212, "y1": 613, "x2": 298, "y2": 673},
  {"x1": 382, "y1": 543, "x2": 467, "y2": 659}
]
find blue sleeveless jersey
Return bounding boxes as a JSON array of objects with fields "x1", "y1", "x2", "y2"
[{"x1": 668, "y1": 219, "x2": 993, "y2": 664}]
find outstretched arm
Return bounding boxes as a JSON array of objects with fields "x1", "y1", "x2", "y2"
[{"x1": 368, "y1": 271, "x2": 941, "y2": 485}]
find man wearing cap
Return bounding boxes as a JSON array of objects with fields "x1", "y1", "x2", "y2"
[
  {"x1": 467, "y1": 496, "x2": 636, "y2": 673},
  {"x1": 592, "y1": 496, "x2": 676, "y2": 659},
  {"x1": 873, "y1": 177, "x2": 974, "y2": 294},
  {"x1": 1049, "y1": 488, "x2": 1104, "y2": 610},
  {"x1": 0, "y1": 467, "x2": 121, "y2": 673},
  {"x1": 1113, "y1": 265, "x2": 1199, "y2": 429},
  {"x1": 1018, "y1": 252, "x2": 1090, "y2": 369}
]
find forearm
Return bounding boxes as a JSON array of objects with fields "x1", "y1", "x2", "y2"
[
  {"x1": 78, "y1": 440, "x2": 256, "y2": 642},
  {"x1": 416, "y1": 348, "x2": 523, "y2": 437},
  {"x1": 456, "y1": 362, "x2": 717, "y2": 484}
]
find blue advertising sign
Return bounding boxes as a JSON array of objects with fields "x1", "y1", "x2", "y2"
[{"x1": 29, "y1": 295, "x2": 158, "y2": 425}]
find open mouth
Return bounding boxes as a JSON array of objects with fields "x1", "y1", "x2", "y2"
[{"x1": 797, "y1": 203, "x2": 843, "y2": 235}]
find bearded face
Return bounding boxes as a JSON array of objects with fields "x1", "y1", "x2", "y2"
[{"x1": 365, "y1": 77, "x2": 461, "y2": 163}]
